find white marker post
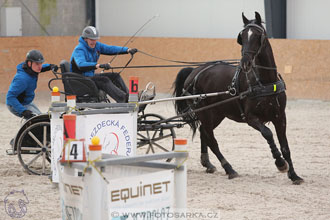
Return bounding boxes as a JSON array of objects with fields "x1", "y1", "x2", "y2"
[
  {"x1": 50, "y1": 87, "x2": 63, "y2": 184},
  {"x1": 51, "y1": 86, "x2": 60, "y2": 102},
  {"x1": 83, "y1": 136, "x2": 107, "y2": 219},
  {"x1": 128, "y1": 76, "x2": 139, "y2": 103},
  {"x1": 66, "y1": 95, "x2": 76, "y2": 113},
  {"x1": 174, "y1": 138, "x2": 188, "y2": 217}
]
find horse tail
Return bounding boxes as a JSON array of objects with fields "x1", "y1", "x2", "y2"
[
  {"x1": 173, "y1": 67, "x2": 193, "y2": 111},
  {"x1": 172, "y1": 67, "x2": 200, "y2": 136}
]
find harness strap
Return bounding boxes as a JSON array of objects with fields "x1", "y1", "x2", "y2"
[
  {"x1": 182, "y1": 63, "x2": 217, "y2": 96},
  {"x1": 229, "y1": 67, "x2": 241, "y2": 95},
  {"x1": 248, "y1": 79, "x2": 286, "y2": 98},
  {"x1": 251, "y1": 67, "x2": 263, "y2": 87},
  {"x1": 153, "y1": 90, "x2": 251, "y2": 126},
  {"x1": 235, "y1": 99, "x2": 246, "y2": 121},
  {"x1": 192, "y1": 64, "x2": 217, "y2": 94},
  {"x1": 254, "y1": 64, "x2": 277, "y2": 70}
]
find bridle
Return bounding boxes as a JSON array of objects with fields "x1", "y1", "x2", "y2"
[
  {"x1": 229, "y1": 23, "x2": 284, "y2": 99},
  {"x1": 238, "y1": 23, "x2": 277, "y2": 73}
]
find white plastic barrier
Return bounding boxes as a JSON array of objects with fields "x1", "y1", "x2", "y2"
[
  {"x1": 50, "y1": 78, "x2": 187, "y2": 219},
  {"x1": 50, "y1": 76, "x2": 139, "y2": 183},
  {"x1": 58, "y1": 145, "x2": 188, "y2": 220},
  {"x1": 50, "y1": 101, "x2": 138, "y2": 183}
]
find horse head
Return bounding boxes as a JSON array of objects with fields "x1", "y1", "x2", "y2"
[{"x1": 237, "y1": 11, "x2": 267, "y2": 73}]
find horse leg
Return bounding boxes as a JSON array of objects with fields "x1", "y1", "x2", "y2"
[
  {"x1": 273, "y1": 115, "x2": 304, "y2": 185},
  {"x1": 200, "y1": 126, "x2": 217, "y2": 173},
  {"x1": 246, "y1": 117, "x2": 288, "y2": 173},
  {"x1": 201, "y1": 125, "x2": 238, "y2": 179}
]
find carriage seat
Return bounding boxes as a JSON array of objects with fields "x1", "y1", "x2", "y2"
[{"x1": 59, "y1": 60, "x2": 107, "y2": 103}]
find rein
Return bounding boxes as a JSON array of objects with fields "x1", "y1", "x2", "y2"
[
  {"x1": 253, "y1": 64, "x2": 277, "y2": 70},
  {"x1": 110, "y1": 63, "x2": 207, "y2": 70},
  {"x1": 109, "y1": 50, "x2": 240, "y2": 70},
  {"x1": 138, "y1": 50, "x2": 240, "y2": 65},
  {"x1": 151, "y1": 90, "x2": 251, "y2": 126}
]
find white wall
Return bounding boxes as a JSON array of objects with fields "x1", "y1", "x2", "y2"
[
  {"x1": 287, "y1": 0, "x2": 330, "y2": 40},
  {"x1": 0, "y1": 0, "x2": 89, "y2": 36},
  {"x1": 0, "y1": 7, "x2": 22, "y2": 36},
  {"x1": 96, "y1": 0, "x2": 265, "y2": 39}
]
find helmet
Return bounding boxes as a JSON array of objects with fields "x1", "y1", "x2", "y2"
[
  {"x1": 82, "y1": 26, "x2": 100, "y2": 40},
  {"x1": 26, "y1": 50, "x2": 44, "y2": 63}
]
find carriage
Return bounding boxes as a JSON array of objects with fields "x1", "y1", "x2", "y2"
[
  {"x1": 7, "y1": 60, "x2": 182, "y2": 176},
  {"x1": 7, "y1": 12, "x2": 303, "y2": 184}
]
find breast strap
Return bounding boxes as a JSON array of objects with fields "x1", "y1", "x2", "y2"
[{"x1": 248, "y1": 79, "x2": 286, "y2": 98}]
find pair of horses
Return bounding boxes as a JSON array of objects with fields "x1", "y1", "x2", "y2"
[{"x1": 172, "y1": 12, "x2": 303, "y2": 185}]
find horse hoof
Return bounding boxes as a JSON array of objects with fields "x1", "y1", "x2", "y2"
[
  {"x1": 288, "y1": 172, "x2": 304, "y2": 185},
  {"x1": 206, "y1": 166, "x2": 217, "y2": 173},
  {"x1": 292, "y1": 178, "x2": 304, "y2": 185},
  {"x1": 275, "y1": 159, "x2": 289, "y2": 173},
  {"x1": 291, "y1": 175, "x2": 304, "y2": 185},
  {"x1": 228, "y1": 172, "x2": 239, "y2": 179}
]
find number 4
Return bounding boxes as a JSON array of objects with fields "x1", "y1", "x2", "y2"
[
  {"x1": 70, "y1": 144, "x2": 78, "y2": 159},
  {"x1": 61, "y1": 139, "x2": 86, "y2": 163}
]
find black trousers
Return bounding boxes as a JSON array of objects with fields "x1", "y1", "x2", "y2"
[{"x1": 91, "y1": 73, "x2": 129, "y2": 103}]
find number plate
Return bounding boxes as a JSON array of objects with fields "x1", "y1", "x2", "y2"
[{"x1": 61, "y1": 139, "x2": 86, "y2": 162}]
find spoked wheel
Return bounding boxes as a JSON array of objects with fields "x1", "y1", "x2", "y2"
[
  {"x1": 137, "y1": 113, "x2": 176, "y2": 161},
  {"x1": 17, "y1": 121, "x2": 51, "y2": 175}
]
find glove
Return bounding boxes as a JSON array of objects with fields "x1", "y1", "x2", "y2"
[
  {"x1": 99, "y1": 63, "x2": 111, "y2": 70},
  {"x1": 128, "y1": 48, "x2": 138, "y2": 55},
  {"x1": 50, "y1": 64, "x2": 59, "y2": 72},
  {"x1": 21, "y1": 110, "x2": 34, "y2": 119}
]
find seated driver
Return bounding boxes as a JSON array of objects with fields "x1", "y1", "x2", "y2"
[{"x1": 70, "y1": 26, "x2": 138, "y2": 103}]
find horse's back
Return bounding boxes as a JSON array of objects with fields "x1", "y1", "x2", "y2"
[
  {"x1": 186, "y1": 63, "x2": 236, "y2": 94},
  {"x1": 187, "y1": 63, "x2": 247, "y2": 123}
]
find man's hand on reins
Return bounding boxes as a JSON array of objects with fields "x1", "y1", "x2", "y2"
[
  {"x1": 97, "y1": 63, "x2": 111, "y2": 70},
  {"x1": 127, "y1": 48, "x2": 138, "y2": 55}
]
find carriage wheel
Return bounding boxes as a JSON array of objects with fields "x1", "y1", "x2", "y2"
[
  {"x1": 17, "y1": 121, "x2": 51, "y2": 175},
  {"x1": 137, "y1": 113, "x2": 176, "y2": 161}
]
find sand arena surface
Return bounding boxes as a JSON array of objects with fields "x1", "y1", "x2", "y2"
[{"x1": 0, "y1": 97, "x2": 330, "y2": 220}]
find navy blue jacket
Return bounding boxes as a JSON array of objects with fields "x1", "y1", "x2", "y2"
[
  {"x1": 6, "y1": 62, "x2": 51, "y2": 115},
  {"x1": 70, "y1": 36, "x2": 128, "y2": 77}
]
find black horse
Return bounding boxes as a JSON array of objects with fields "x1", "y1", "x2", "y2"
[{"x1": 173, "y1": 12, "x2": 303, "y2": 185}]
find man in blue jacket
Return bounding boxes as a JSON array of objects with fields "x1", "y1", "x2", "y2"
[
  {"x1": 6, "y1": 49, "x2": 57, "y2": 119},
  {"x1": 70, "y1": 26, "x2": 138, "y2": 103}
]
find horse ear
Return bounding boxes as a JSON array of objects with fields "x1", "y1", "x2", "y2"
[
  {"x1": 242, "y1": 12, "x2": 249, "y2": 25},
  {"x1": 255, "y1": 11, "x2": 262, "y2": 24}
]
